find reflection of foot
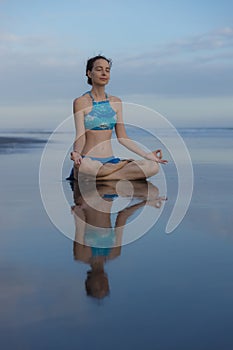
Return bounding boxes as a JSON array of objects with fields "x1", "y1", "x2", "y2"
[{"x1": 146, "y1": 196, "x2": 167, "y2": 209}]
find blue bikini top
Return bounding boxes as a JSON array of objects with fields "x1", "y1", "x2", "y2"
[{"x1": 84, "y1": 91, "x2": 117, "y2": 131}]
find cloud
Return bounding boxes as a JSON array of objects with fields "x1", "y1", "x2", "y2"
[
  {"x1": 170, "y1": 26, "x2": 233, "y2": 52},
  {"x1": 119, "y1": 26, "x2": 233, "y2": 66},
  {"x1": 111, "y1": 62, "x2": 233, "y2": 98},
  {"x1": 0, "y1": 27, "x2": 233, "y2": 105},
  {"x1": 0, "y1": 32, "x2": 19, "y2": 42},
  {"x1": 111, "y1": 26, "x2": 233, "y2": 96},
  {"x1": 0, "y1": 31, "x2": 52, "y2": 50},
  {"x1": 0, "y1": 30, "x2": 88, "y2": 103}
]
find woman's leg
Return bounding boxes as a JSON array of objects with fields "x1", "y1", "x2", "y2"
[
  {"x1": 73, "y1": 158, "x2": 132, "y2": 180},
  {"x1": 96, "y1": 160, "x2": 159, "y2": 180},
  {"x1": 74, "y1": 158, "x2": 159, "y2": 181}
]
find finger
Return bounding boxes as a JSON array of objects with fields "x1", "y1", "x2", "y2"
[
  {"x1": 153, "y1": 150, "x2": 162, "y2": 159},
  {"x1": 156, "y1": 149, "x2": 162, "y2": 159},
  {"x1": 158, "y1": 159, "x2": 168, "y2": 164}
]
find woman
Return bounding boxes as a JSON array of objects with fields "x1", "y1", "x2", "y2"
[{"x1": 69, "y1": 55, "x2": 167, "y2": 181}]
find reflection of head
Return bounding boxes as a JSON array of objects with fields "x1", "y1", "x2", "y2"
[{"x1": 85, "y1": 269, "x2": 109, "y2": 299}]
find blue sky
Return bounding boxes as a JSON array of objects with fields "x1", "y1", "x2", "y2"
[{"x1": 0, "y1": 0, "x2": 233, "y2": 128}]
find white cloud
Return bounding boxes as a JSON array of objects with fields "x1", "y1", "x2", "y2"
[
  {"x1": 108, "y1": 26, "x2": 233, "y2": 97},
  {"x1": 0, "y1": 32, "x2": 19, "y2": 42},
  {"x1": 0, "y1": 26, "x2": 233, "y2": 105},
  {"x1": 120, "y1": 26, "x2": 233, "y2": 66},
  {"x1": 172, "y1": 26, "x2": 233, "y2": 51},
  {"x1": 0, "y1": 31, "x2": 51, "y2": 49}
]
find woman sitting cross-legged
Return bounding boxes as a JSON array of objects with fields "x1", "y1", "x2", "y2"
[{"x1": 68, "y1": 55, "x2": 167, "y2": 181}]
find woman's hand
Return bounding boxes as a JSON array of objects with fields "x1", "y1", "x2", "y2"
[
  {"x1": 145, "y1": 149, "x2": 168, "y2": 164},
  {"x1": 70, "y1": 151, "x2": 82, "y2": 165}
]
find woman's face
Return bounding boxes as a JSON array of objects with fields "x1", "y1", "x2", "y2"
[{"x1": 88, "y1": 59, "x2": 111, "y2": 86}]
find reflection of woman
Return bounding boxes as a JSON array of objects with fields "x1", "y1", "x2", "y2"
[
  {"x1": 73, "y1": 242, "x2": 117, "y2": 299},
  {"x1": 72, "y1": 180, "x2": 165, "y2": 299},
  {"x1": 68, "y1": 55, "x2": 167, "y2": 181}
]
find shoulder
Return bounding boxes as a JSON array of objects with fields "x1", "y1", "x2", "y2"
[
  {"x1": 109, "y1": 95, "x2": 122, "y2": 103},
  {"x1": 73, "y1": 93, "x2": 90, "y2": 106},
  {"x1": 73, "y1": 93, "x2": 91, "y2": 111},
  {"x1": 109, "y1": 95, "x2": 122, "y2": 113}
]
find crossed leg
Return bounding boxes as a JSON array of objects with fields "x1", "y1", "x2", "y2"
[
  {"x1": 74, "y1": 158, "x2": 159, "y2": 181},
  {"x1": 97, "y1": 160, "x2": 159, "y2": 180}
]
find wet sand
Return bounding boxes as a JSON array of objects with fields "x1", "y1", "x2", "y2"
[{"x1": 0, "y1": 129, "x2": 233, "y2": 350}]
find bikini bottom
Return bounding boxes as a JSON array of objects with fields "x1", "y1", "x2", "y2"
[{"x1": 82, "y1": 155, "x2": 121, "y2": 164}]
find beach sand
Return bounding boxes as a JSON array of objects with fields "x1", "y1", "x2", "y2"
[{"x1": 0, "y1": 129, "x2": 233, "y2": 350}]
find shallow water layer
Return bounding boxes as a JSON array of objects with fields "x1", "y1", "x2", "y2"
[{"x1": 0, "y1": 129, "x2": 233, "y2": 350}]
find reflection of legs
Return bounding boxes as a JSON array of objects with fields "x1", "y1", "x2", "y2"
[
  {"x1": 116, "y1": 179, "x2": 158, "y2": 198},
  {"x1": 96, "y1": 160, "x2": 159, "y2": 181},
  {"x1": 116, "y1": 179, "x2": 166, "y2": 208}
]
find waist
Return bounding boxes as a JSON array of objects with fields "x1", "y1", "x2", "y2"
[{"x1": 82, "y1": 134, "x2": 113, "y2": 157}]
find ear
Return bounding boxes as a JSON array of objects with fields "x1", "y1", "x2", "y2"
[{"x1": 87, "y1": 70, "x2": 92, "y2": 79}]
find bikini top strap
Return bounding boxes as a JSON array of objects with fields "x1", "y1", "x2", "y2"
[{"x1": 88, "y1": 91, "x2": 109, "y2": 102}]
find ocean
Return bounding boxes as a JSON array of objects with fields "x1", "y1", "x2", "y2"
[{"x1": 0, "y1": 127, "x2": 233, "y2": 350}]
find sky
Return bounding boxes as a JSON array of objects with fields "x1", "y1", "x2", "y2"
[{"x1": 0, "y1": 0, "x2": 233, "y2": 129}]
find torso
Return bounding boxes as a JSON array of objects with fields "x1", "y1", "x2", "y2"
[{"x1": 81, "y1": 91, "x2": 118, "y2": 158}]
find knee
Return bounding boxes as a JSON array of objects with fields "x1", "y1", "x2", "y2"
[
  {"x1": 150, "y1": 161, "x2": 160, "y2": 176},
  {"x1": 76, "y1": 158, "x2": 102, "y2": 176},
  {"x1": 142, "y1": 160, "x2": 159, "y2": 177}
]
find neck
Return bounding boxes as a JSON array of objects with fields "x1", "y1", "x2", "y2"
[{"x1": 91, "y1": 86, "x2": 106, "y2": 101}]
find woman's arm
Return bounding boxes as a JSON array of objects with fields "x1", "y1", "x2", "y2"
[
  {"x1": 70, "y1": 97, "x2": 87, "y2": 165},
  {"x1": 114, "y1": 97, "x2": 167, "y2": 164}
]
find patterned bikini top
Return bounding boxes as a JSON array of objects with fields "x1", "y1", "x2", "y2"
[{"x1": 84, "y1": 91, "x2": 117, "y2": 130}]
